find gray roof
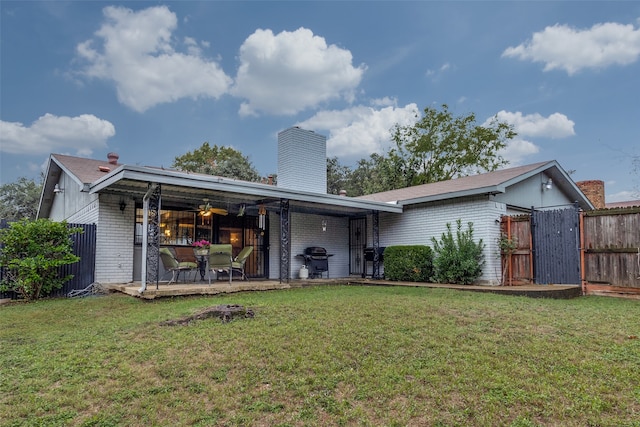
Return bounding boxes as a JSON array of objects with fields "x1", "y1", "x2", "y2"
[{"x1": 358, "y1": 161, "x2": 593, "y2": 209}]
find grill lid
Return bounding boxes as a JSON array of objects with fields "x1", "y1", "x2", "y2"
[{"x1": 305, "y1": 246, "x2": 327, "y2": 256}]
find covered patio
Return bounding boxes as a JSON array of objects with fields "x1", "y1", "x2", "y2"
[{"x1": 89, "y1": 164, "x2": 402, "y2": 291}]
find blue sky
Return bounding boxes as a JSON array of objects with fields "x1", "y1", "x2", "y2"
[{"x1": 1, "y1": 1, "x2": 639, "y2": 202}]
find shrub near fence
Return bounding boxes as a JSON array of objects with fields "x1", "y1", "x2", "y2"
[{"x1": 383, "y1": 245, "x2": 434, "y2": 282}]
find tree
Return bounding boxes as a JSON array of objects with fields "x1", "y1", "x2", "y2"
[
  {"x1": 0, "y1": 219, "x2": 81, "y2": 301},
  {"x1": 390, "y1": 104, "x2": 515, "y2": 186},
  {"x1": 0, "y1": 177, "x2": 42, "y2": 221},
  {"x1": 349, "y1": 153, "x2": 402, "y2": 195},
  {"x1": 326, "y1": 156, "x2": 352, "y2": 195},
  {"x1": 172, "y1": 142, "x2": 262, "y2": 182}
]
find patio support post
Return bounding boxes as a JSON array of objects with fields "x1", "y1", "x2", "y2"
[
  {"x1": 139, "y1": 183, "x2": 161, "y2": 293},
  {"x1": 280, "y1": 199, "x2": 290, "y2": 283},
  {"x1": 372, "y1": 210, "x2": 380, "y2": 279}
]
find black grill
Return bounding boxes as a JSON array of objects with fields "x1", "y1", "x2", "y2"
[
  {"x1": 362, "y1": 247, "x2": 385, "y2": 278},
  {"x1": 300, "y1": 247, "x2": 333, "y2": 278}
]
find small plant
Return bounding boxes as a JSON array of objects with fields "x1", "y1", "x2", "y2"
[
  {"x1": 192, "y1": 239, "x2": 211, "y2": 249},
  {"x1": 431, "y1": 219, "x2": 485, "y2": 285},
  {"x1": 0, "y1": 219, "x2": 81, "y2": 301}
]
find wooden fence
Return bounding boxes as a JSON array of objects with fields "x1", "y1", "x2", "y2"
[
  {"x1": 582, "y1": 208, "x2": 640, "y2": 293},
  {"x1": 501, "y1": 206, "x2": 640, "y2": 294}
]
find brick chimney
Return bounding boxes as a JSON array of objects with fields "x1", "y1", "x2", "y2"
[
  {"x1": 107, "y1": 152, "x2": 119, "y2": 165},
  {"x1": 576, "y1": 180, "x2": 605, "y2": 209}
]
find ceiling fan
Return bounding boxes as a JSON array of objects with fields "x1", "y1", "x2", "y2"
[{"x1": 192, "y1": 199, "x2": 228, "y2": 217}]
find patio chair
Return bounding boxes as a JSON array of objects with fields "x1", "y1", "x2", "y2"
[
  {"x1": 173, "y1": 246, "x2": 197, "y2": 264},
  {"x1": 207, "y1": 244, "x2": 233, "y2": 285},
  {"x1": 232, "y1": 246, "x2": 254, "y2": 280},
  {"x1": 159, "y1": 248, "x2": 198, "y2": 284}
]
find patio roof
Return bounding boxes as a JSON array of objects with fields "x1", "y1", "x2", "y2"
[{"x1": 40, "y1": 154, "x2": 403, "y2": 217}]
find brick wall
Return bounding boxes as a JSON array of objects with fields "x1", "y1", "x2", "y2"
[
  {"x1": 576, "y1": 180, "x2": 605, "y2": 209},
  {"x1": 379, "y1": 196, "x2": 506, "y2": 285},
  {"x1": 268, "y1": 211, "x2": 349, "y2": 279},
  {"x1": 94, "y1": 194, "x2": 134, "y2": 283}
]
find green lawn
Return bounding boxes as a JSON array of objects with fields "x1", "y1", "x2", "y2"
[{"x1": 1, "y1": 285, "x2": 638, "y2": 426}]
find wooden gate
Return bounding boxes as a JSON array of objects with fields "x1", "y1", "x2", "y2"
[
  {"x1": 500, "y1": 206, "x2": 581, "y2": 285},
  {"x1": 532, "y1": 206, "x2": 581, "y2": 284}
]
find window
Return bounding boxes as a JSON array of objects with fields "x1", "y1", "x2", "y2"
[{"x1": 135, "y1": 208, "x2": 197, "y2": 246}]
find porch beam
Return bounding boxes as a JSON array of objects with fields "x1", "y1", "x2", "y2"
[{"x1": 280, "y1": 199, "x2": 290, "y2": 283}]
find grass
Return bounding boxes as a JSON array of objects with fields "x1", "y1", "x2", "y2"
[{"x1": 1, "y1": 285, "x2": 639, "y2": 427}]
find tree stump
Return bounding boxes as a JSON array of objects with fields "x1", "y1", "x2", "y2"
[{"x1": 160, "y1": 304, "x2": 254, "y2": 326}]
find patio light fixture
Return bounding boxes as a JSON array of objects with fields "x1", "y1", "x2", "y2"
[
  {"x1": 53, "y1": 184, "x2": 63, "y2": 194},
  {"x1": 322, "y1": 219, "x2": 327, "y2": 232}
]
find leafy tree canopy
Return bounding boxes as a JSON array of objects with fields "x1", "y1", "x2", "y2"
[
  {"x1": 326, "y1": 104, "x2": 516, "y2": 196},
  {"x1": 172, "y1": 142, "x2": 262, "y2": 182},
  {"x1": 389, "y1": 104, "x2": 514, "y2": 187},
  {"x1": 0, "y1": 177, "x2": 42, "y2": 221}
]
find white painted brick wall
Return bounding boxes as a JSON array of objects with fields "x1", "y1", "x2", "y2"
[
  {"x1": 378, "y1": 196, "x2": 506, "y2": 285},
  {"x1": 268, "y1": 211, "x2": 349, "y2": 279},
  {"x1": 94, "y1": 194, "x2": 135, "y2": 283}
]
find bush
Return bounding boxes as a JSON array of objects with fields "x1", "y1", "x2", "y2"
[
  {"x1": 431, "y1": 219, "x2": 485, "y2": 285},
  {"x1": 383, "y1": 245, "x2": 434, "y2": 282},
  {"x1": 0, "y1": 219, "x2": 81, "y2": 301}
]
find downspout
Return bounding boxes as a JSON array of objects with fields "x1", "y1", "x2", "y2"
[
  {"x1": 138, "y1": 184, "x2": 158, "y2": 294},
  {"x1": 579, "y1": 210, "x2": 586, "y2": 295}
]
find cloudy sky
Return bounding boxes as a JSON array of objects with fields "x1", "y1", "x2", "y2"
[{"x1": 1, "y1": 1, "x2": 639, "y2": 202}]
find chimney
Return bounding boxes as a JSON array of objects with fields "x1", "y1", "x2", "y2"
[
  {"x1": 107, "y1": 152, "x2": 119, "y2": 165},
  {"x1": 339, "y1": 189, "x2": 347, "y2": 197},
  {"x1": 277, "y1": 127, "x2": 327, "y2": 193},
  {"x1": 576, "y1": 180, "x2": 605, "y2": 209}
]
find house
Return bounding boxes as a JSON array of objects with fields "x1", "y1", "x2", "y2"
[
  {"x1": 37, "y1": 127, "x2": 593, "y2": 289},
  {"x1": 357, "y1": 160, "x2": 593, "y2": 284}
]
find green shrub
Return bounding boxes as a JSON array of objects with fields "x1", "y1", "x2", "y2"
[
  {"x1": 431, "y1": 219, "x2": 485, "y2": 285},
  {"x1": 0, "y1": 219, "x2": 82, "y2": 301},
  {"x1": 383, "y1": 245, "x2": 434, "y2": 282}
]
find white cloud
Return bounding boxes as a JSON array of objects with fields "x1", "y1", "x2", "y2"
[
  {"x1": 297, "y1": 103, "x2": 419, "y2": 160},
  {"x1": 370, "y1": 97, "x2": 398, "y2": 108},
  {"x1": 426, "y1": 62, "x2": 454, "y2": 80},
  {"x1": 499, "y1": 138, "x2": 540, "y2": 165},
  {"x1": 76, "y1": 5, "x2": 231, "y2": 112},
  {"x1": 503, "y1": 20, "x2": 640, "y2": 75},
  {"x1": 231, "y1": 28, "x2": 366, "y2": 116},
  {"x1": 492, "y1": 111, "x2": 575, "y2": 139},
  {"x1": 487, "y1": 110, "x2": 575, "y2": 165},
  {"x1": 0, "y1": 114, "x2": 115, "y2": 156}
]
